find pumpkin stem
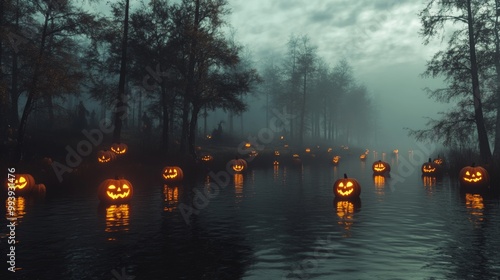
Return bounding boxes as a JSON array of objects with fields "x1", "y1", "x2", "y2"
[
  {"x1": 343, "y1": 173, "x2": 348, "y2": 179},
  {"x1": 428, "y1": 158, "x2": 431, "y2": 162}
]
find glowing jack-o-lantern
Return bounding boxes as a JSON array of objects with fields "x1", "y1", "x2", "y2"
[
  {"x1": 274, "y1": 150, "x2": 280, "y2": 156},
  {"x1": 359, "y1": 154, "x2": 366, "y2": 161},
  {"x1": 333, "y1": 174, "x2": 361, "y2": 199},
  {"x1": 200, "y1": 154, "x2": 213, "y2": 162},
  {"x1": 433, "y1": 155, "x2": 444, "y2": 166},
  {"x1": 372, "y1": 160, "x2": 391, "y2": 175},
  {"x1": 273, "y1": 160, "x2": 279, "y2": 165},
  {"x1": 244, "y1": 142, "x2": 251, "y2": 149},
  {"x1": 97, "y1": 150, "x2": 116, "y2": 163},
  {"x1": 6, "y1": 174, "x2": 36, "y2": 195},
  {"x1": 421, "y1": 158, "x2": 439, "y2": 175},
  {"x1": 332, "y1": 155, "x2": 340, "y2": 165},
  {"x1": 98, "y1": 178, "x2": 133, "y2": 204},
  {"x1": 230, "y1": 158, "x2": 247, "y2": 173},
  {"x1": 162, "y1": 166, "x2": 184, "y2": 182},
  {"x1": 459, "y1": 163, "x2": 489, "y2": 188},
  {"x1": 305, "y1": 148, "x2": 311, "y2": 153},
  {"x1": 110, "y1": 142, "x2": 128, "y2": 155}
]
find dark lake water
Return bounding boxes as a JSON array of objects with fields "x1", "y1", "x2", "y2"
[{"x1": 2, "y1": 153, "x2": 500, "y2": 280}]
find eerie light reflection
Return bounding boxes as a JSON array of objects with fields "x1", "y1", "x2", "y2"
[
  {"x1": 163, "y1": 185, "x2": 180, "y2": 212},
  {"x1": 373, "y1": 175, "x2": 385, "y2": 198},
  {"x1": 105, "y1": 204, "x2": 130, "y2": 239},
  {"x1": 422, "y1": 176, "x2": 436, "y2": 187},
  {"x1": 234, "y1": 174, "x2": 244, "y2": 203},
  {"x1": 334, "y1": 199, "x2": 360, "y2": 237},
  {"x1": 465, "y1": 193, "x2": 484, "y2": 225},
  {"x1": 5, "y1": 196, "x2": 26, "y2": 225}
]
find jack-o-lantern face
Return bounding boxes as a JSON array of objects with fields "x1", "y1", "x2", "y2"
[
  {"x1": 97, "y1": 150, "x2": 116, "y2": 163},
  {"x1": 274, "y1": 151, "x2": 280, "y2": 156},
  {"x1": 433, "y1": 155, "x2": 444, "y2": 166},
  {"x1": 459, "y1": 164, "x2": 489, "y2": 188},
  {"x1": 332, "y1": 155, "x2": 340, "y2": 165},
  {"x1": 333, "y1": 174, "x2": 361, "y2": 198},
  {"x1": 372, "y1": 160, "x2": 391, "y2": 175},
  {"x1": 421, "y1": 158, "x2": 439, "y2": 175},
  {"x1": 230, "y1": 158, "x2": 247, "y2": 173},
  {"x1": 162, "y1": 166, "x2": 184, "y2": 182},
  {"x1": 200, "y1": 154, "x2": 213, "y2": 162},
  {"x1": 98, "y1": 178, "x2": 133, "y2": 204},
  {"x1": 359, "y1": 154, "x2": 366, "y2": 161},
  {"x1": 110, "y1": 143, "x2": 128, "y2": 155},
  {"x1": 6, "y1": 174, "x2": 35, "y2": 194}
]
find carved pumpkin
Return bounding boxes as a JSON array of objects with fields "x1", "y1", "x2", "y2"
[
  {"x1": 365, "y1": 149, "x2": 370, "y2": 155},
  {"x1": 230, "y1": 158, "x2": 247, "y2": 173},
  {"x1": 305, "y1": 148, "x2": 311, "y2": 153},
  {"x1": 6, "y1": 174, "x2": 36, "y2": 195},
  {"x1": 200, "y1": 154, "x2": 213, "y2": 162},
  {"x1": 459, "y1": 163, "x2": 489, "y2": 188},
  {"x1": 273, "y1": 160, "x2": 279, "y2": 165},
  {"x1": 333, "y1": 174, "x2": 361, "y2": 199},
  {"x1": 372, "y1": 160, "x2": 391, "y2": 175},
  {"x1": 332, "y1": 155, "x2": 340, "y2": 165},
  {"x1": 359, "y1": 154, "x2": 366, "y2": 161},
  {"x1": 97, "y1": 150, "x2": 116, "y2": 163},
  {"x1": 421, "y1": 158, "x2": 439, "y2": 175},
  {"x1": 327, "y1": 148, "x2": 333, "y2": 153},
  {"x1": 98, "y1": 178, "x2": 133, "y2": 204},
  {"x1": 244, "y1": 142, "x2": 251, "y2": 149},
  {"x1": 274, "y1": 150, "x2": 280, "y2": 156},
  {"x1": 110, "y1": 142, "x2": 128, "y2": 155},
  {"x1": 162, "y1": 166, "x2": 184, "y2": 182},
  {"x1": 433, "y1": 156, "x2": 444, "y2": 166}
]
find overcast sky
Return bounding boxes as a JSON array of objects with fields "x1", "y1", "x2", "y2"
[{"x1": 225, "y1": 0, "x2": 450, "y2": 152}]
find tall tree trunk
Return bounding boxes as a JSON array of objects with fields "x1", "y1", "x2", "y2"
[
  {"x1": 161, "y1": 85, "x2": 169, "y2": 153},
  {"x1": 466, "y1": 0, "x2": 492, "y2": 164},
  {"x1": 493, "y1": 0, "x2": 500, "y2": 163},
  {"x1": 14, "y1": 8, "x2": 51, "y2": 163},
  {"x1": 113, "y1": 0, "x2": 130, "y2": 143},
  {"x1": 180, "y1": 0, "x2": 200, "y2": 155},
  {"x1": 188, "y1": 105, "x2": 200, "y2": 158},
  {"x1": 299, "y1": 72, "x2": 307, "y2": 146}
]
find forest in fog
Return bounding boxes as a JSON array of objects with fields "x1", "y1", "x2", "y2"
[{"x1": 0, "y1": 0, "x2": 376, "y2": 163}]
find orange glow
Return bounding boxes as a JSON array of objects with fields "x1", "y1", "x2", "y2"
[
  {"x1": 163, "y1": 185, "x2": 179, "y2": 212},
  {"x1": 422, "y1": 176, "x2": 436, "y2": 187},
  {"x1": 373, "y1": 175, "x2": 385, "y2": 187},
  {"x1": 105, "y1": 204, "x2": 130, "y2": 236}
]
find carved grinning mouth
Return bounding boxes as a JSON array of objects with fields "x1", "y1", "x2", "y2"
[
  {"x1": 463, "y1": 171, "x2": 482, "y2": 183},
  {"x1": 233, "y1": 165, "x2": 244, "y2": 171},
  {"x1": 15, "y1": 177, "x2": 28, "y2": 189},
  {"x1": 163, "y1": 169, "x2": 178, "y2": 179},
  {"x1": 106, "y1": 184, "x2": 130, "y2": 199},
  {"x1": 337, "y1": 182, "x2": 354, "y2": 196}
]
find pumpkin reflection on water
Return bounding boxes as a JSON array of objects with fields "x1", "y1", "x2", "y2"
[
  {"x1": 234, "y1": 174, "x2": 244, "y2": 202},
  {"x1": 163, "y1": 185, "x2": 179, "y2": 212},
  {"x1": 5, "y1": 196, "x2": 26, "y2": 225},
  {"x1": 105, "y1": 204, "x2": 130, "y2": 237},
  {"x1": 465, "y1": 193, "x2": 484, "y2": 225},
  {"x1": 334, "y1": 198, "x2": 361, "y2": 236}
]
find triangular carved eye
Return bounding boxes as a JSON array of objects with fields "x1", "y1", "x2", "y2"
[
  {"x1": 338, "y1": 182, "x2": 344, "y2": 187},
  {"x1": 476, "y1": 172, "x2": 481, "y2": 176},
  {"x1": 465, "y1": 171, "x2": 470, "y2": 176},
  {"x1": 346, "y1": 182, "x2": 353, "y2": 187}
]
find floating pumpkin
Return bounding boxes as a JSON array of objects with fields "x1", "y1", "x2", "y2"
[
  {"x1": 6, "y1": 174, "x2": 36, "y2": 195},
  {"x1": 249, "y1": 150, "x2": 258, "y2": 157},
  {"x1": 393, "y1": 149, "x2": 399, "y2": 154},
  {"x1": 305, "y1": 148, "x2": 311, "y2": 153},
  {"x1": 273, "y1": 160, "x2": 279, "y2": 165},
  {"x1": 433, "y1": 156, "x2": 444, "y2": 166},
  {"x1": 372, "y1": 160, "x2": 390, "y2": 175},
  {"x1": 110, "y1": 142, "x2": 128, "y2": 155},
  {"x1": 97, "y1": 149, "x2": 116, "y2": 163},
  {"x1": 162, "y1": 166, "x2": 184, "y2": 182},
  {"x1": 200, "y1": 154, "x2": 213, "y2": 162},
  {"x1": 459, "y1": 163, "x2": 489, "y2": 189},
  {"x1": 274, "y1": 150, "x2": 280, "y2": 156},
  {"x1": 98, "y1": 178, "x2": 133, "y2": 204},
  {"x1": 230, "y1": 158, "x2": 247, "y2": 173},
  {"x1": 421, "y1": 158, "x2": 439, "y2": 175},
  {"x1": 332, "y1": 155, "x2": 340, "y2": 165},
  {"x1": 333, "y1": 174, "x2": 361, "y2": 199},
  {"x1": 359, "y1": 154, "x2": 366, "y2": 161},
  {"x1": 244, "y1": 142, "x2": 251, "y2": 148}
]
